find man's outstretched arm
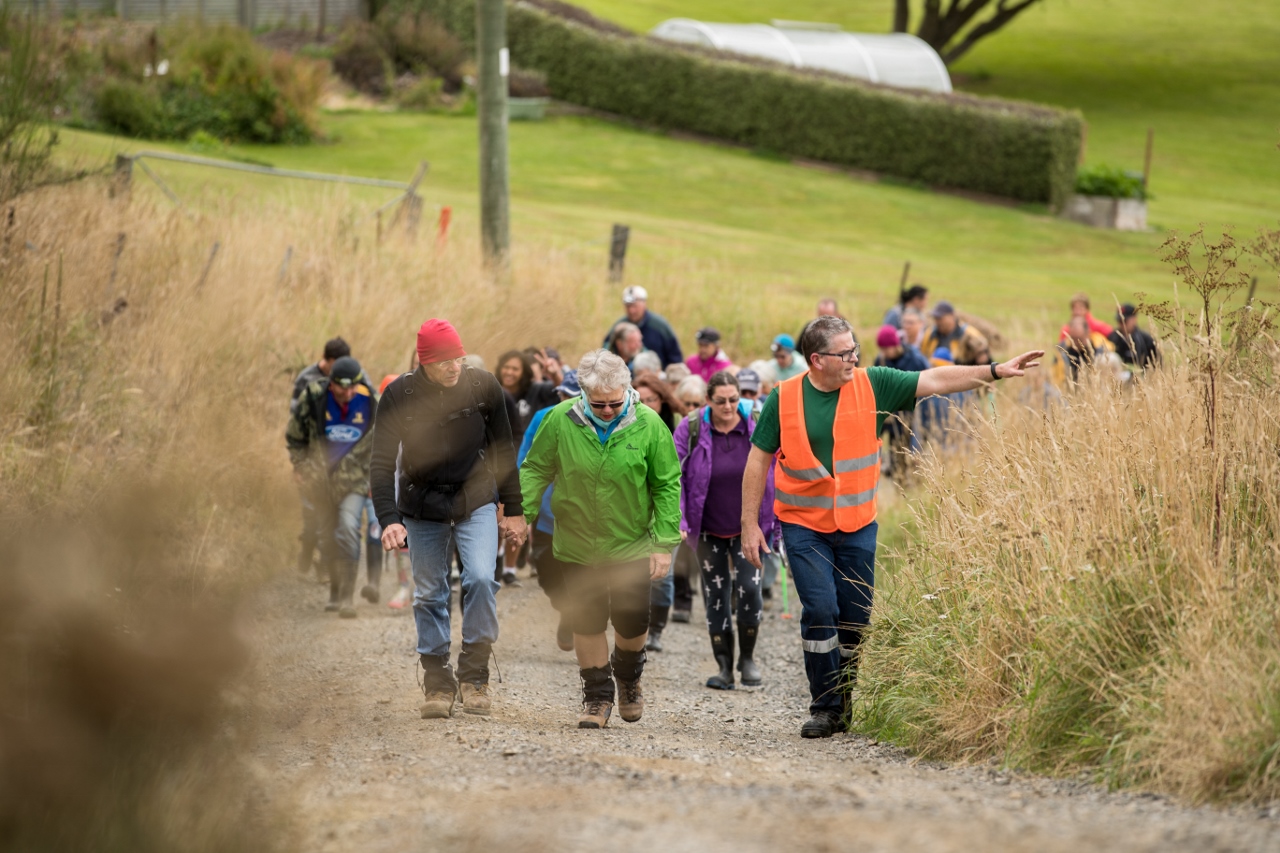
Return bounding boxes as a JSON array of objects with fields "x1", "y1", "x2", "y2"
[{"x1": 915, "y1": 350, "x2": 1045, "y2": 398}]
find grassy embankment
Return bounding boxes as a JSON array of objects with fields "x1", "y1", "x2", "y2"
[{"x1": 53, "y1": 0, "x2": 1280, "y2": 358}]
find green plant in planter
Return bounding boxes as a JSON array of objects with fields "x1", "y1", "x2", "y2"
[{"x1": 1075, "y1": 164, "x2": 1150, "y2": 200}]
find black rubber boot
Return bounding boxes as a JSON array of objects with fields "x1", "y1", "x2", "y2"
[
  {"x1": 337, "y1": 558, "x2": 359, "y2": 618},
  {"x1": 705, "y1": 631, "x2": 735, "y2": 690},
  {"x1": 737, "y1": 625, "x2": 762, "y2": 686},
  {"x1": 324, "y1": 556, "x2": 340, "y2": 612},
  {"x1": 800, "y1": 710, "x2": 843, "y2": 739},
  {"x1": 456, "y1": 642, "x2": 492, "y2": 686},
  {"x1": 361, "y1": 542, "x2": 382, "y2": 603},
  {"x1": 645, "y1": 604, "x2": 669, "y2": 652}
]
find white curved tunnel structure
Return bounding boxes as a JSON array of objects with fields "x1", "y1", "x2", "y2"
[{"x1": 650, "y1": 19, "x2": 953, "y2": 94}]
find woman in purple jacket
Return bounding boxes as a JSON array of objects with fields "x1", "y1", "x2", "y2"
[{"x1": 674, "y1": 371, "x2": 778, "y2": 690}]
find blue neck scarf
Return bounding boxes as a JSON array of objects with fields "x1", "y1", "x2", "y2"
[{"x1": 582, "y1": 390, "x2": 635, "y2": 443}]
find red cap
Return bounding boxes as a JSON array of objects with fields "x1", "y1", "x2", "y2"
[{"x1": 416, "y1": 319, "x2": 466, "y2": 365}]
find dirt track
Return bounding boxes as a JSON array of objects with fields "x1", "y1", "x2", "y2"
[{"x1": 249, "y1": 569, "x2": 1280, "y2": 852}]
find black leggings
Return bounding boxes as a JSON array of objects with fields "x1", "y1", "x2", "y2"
[{"x1": 696, "y1": 533, "x2": 762, "y2": 634}]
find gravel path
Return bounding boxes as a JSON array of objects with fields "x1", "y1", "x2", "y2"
[{"x1": 248, "y1": 569, "x2": 1280, "y2": 852}]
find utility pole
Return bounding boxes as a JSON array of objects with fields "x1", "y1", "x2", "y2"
[{"x1": 476, "y1": 0, "x2": 510, "y2": 266}]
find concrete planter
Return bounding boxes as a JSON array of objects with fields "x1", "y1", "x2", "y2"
[
  {"x1": 508, "y1": 97, "x2": 549, "y2": 121},
  {"x1": 1062, "y1": 194, "x2": 1148, "y2": 231}
]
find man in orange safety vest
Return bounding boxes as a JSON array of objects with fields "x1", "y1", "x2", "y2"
[{"x1": 741, "y1": 315, "x2": 1043, "y2": 739}]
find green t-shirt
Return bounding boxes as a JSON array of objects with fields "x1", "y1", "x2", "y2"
[{"x1": 751, "y1": 368, "x2": 919, "y2": 474}]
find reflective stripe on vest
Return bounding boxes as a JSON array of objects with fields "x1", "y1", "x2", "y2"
[{"x1": 772, "y1": 371, "x2": 880, "y2": 533}]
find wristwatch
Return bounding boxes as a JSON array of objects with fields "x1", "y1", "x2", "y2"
[{"x1": 990, "y1": 362, "x2": 1000, "y2": 380}]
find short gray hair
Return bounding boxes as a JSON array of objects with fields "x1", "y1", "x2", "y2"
[
  {"x1": 611, "y1": 321, "x2": 641, "y2": 345},
  {"x1": 675, "y1": 375, "x2": 707, "y2": 402},
  {"x1": 577, "y1": 349, "x2": 632, "y2": 394},
  {"x1": 631, "y1": 351, "x2": 662, "y2": 376},
  {"x1": 798, "y1": 315, "x2": 854, "y2": 366}
]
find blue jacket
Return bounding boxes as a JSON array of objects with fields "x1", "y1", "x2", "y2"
[
  {"x1": 876, "y1": 344, "x2": 930, "y2": 373},
  {"x1": 518, "y1": 405, "x2": 556, "y2": 534},
  {"x1": 604, "y1": 310, "x2": 683, "y2": 367}
]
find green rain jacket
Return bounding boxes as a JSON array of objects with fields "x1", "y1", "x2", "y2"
[{"x1": 520, "y1": 391, "x2": 682, "y2": 565}]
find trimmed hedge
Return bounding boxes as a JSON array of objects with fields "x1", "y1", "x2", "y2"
[{"x1": 416, "y1": 0, "x2": 1082, "y2": 208}]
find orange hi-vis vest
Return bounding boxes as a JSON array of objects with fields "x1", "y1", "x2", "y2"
[{"x1": 773, "y1": 371, "x2": 880, "y2": 533}]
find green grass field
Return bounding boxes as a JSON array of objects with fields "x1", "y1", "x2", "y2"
[{"x1": 55, "y1": 0, "x2": 1280, "y2": 346}]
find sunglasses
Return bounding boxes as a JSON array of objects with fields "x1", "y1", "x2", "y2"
[
  {"x1": 330, "y1": 377, "x2": 356, "y2": 388},
  {"x1": 588, "y1": 399, "x2": 626, "y2": 411},
  {"x1": 710, "y1": 395, "x2": 740, "y2": 406}
]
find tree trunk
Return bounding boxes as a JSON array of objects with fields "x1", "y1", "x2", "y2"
[
  {"x1": 892, "y1": 0, "x2": 910, "y2": 32},
  {"x1": 912, "y1": 0, "x2": 1045, "y2": 66}
]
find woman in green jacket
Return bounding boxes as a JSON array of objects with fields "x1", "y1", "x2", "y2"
[{"x1": 521, "y1": 349, "x2": 682, "y2": 729}]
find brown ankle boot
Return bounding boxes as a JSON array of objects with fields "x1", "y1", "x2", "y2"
[
  {"x1": 611, "y1": 647, "x2": 646, "y2": 722},
  {"x1": 419, "y1": 655, "x2": 457, "y2": 720},
  {"x1": 615, "y1": 675, "x2": 644, "y2": 722},
  {"x1": 578, "y1": 665, "x2": 614, "y2": 729},
  {"x1": 459, "y1": 682, "x2": 492, "y2": 716}
]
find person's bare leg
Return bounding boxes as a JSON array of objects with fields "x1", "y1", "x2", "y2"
[
  {"x1": 574, "y1": 633, "x2": 609, "y2": 668},
  {"x1": 614, "y1": 630, "x2": 647, "y2": 652}
]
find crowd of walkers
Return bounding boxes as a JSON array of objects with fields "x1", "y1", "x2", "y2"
[{"x1": 285, "y1": 281, "x2": 1159, "y2": 736}]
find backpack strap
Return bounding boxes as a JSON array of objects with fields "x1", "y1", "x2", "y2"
[{"x1": 685, "y1": 407, "x2": 703, "y2": 458}]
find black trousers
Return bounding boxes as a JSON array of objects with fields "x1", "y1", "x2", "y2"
[{"x1": 530, "y1": 528, "x2": 568, "y2": 612}]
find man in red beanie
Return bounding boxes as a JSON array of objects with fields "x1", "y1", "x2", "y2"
[{"x1": 371, "y1": 319, "x2": 527, "y2": 720}]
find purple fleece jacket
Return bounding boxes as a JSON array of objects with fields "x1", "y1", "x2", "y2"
[{"x1": 673, "y1": 407, "x2": 778, "y2": 542}]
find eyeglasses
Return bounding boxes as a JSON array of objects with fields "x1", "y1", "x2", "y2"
[
  {"x1": 815, "y1": 346, "x2": 860, "y2": 363},
  {"x1": 588, "y1": 399, "x2": 626, "y2": 411},
  {"x1": 710, "y1": 395, "x2": 740, "y2": 406}
]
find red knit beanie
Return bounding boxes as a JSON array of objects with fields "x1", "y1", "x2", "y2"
[{"x1": 417, "y1": 319, "x2": 466, "y2": 365}]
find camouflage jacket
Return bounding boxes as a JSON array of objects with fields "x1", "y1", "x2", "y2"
[{"x1": 286, "y1": 379, "x2": 377, "y2": 499}]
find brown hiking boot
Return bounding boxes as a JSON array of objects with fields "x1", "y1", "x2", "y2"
[
  {"x1": 419, "y1": 655, "x2": 458, "y2": 720},
  {"x1": 459, "y1": 682, "x2": 492, "y2": 716},
  {"x1": 420, "y1": 687, "x2": 456, "y2": 719},
  {"x1": 615, "y1": 676, "x2": 644, "y2": 723},
  {"x1": 578, "y1": 699, "x2": 613, "y2": 729}
]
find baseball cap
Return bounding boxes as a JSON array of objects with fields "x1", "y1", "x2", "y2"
[
  {"x1": 933, "y1": 347, "x2": 955, "y2": 364},
  {"x1": 736, "y1": 369, "x2": 761, "y2": 393},
  {"x1": 543, "y1": 347, "x2": 562, "y2": 362},
  {"x1": 329, "y1": 356, "x2": 362, "y2": 388},
  {"x1": 1117, "y1": 303, "x2": 1138, "y2": 320},
  {"x1": 696, "y1": 327, "x2": 721, "y2": 344},
  {"x1": 622, "y1": 286, "x2": 649, "y2": 304},
  {"x1": 554, "y1": 368, "x2": 581, "y2": 397},
  {"x1": 930, "y1": 301, "x2": 955, "y2": 319},
  {"x1": 770, "y1": 333, "x2": 796, "y2": 353}
]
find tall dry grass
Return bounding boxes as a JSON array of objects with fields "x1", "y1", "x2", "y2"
[
  {"x1": 0, "y1": 176, "x2": 730, "y2": 849},
  {"x1": 857, "y1": 228, "x2": 1280, "y2": 803}
]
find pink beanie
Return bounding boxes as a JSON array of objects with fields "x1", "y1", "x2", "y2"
[
  {"x1": 416, "y1": 319, "x2": 466, "y2": 365},
  {"x1": 876, "y1": 325, "x2": 901, "y2": 349}
]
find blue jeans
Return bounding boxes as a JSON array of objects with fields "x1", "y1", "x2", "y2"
[
  {"x1": 780, "y1": 520, "x2": 878, "y2": 715},
  {"x1": 332, "y1": 492, "x2": 367, "y2": 563},
  {"x1": 405, "y1": 503, "x2": 500, "y2": 657},
  {"x1": 649, "y1": 546, "x2": 677, "y2": 609}
]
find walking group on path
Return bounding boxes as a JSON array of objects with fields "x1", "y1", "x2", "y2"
[{"x1": 284, "y1": 282, "x2": 1161, "y2": 736}]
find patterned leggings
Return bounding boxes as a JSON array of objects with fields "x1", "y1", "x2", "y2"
[{"x1": 696, "y1": 533, "x2": 763, "y2": 635}]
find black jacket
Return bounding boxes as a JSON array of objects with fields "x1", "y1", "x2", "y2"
[
  {"x1": 370, "y1": 365, "x2": 523, "y2": 527},
  {"x1": 1107, "y1": 327, "x2": 1159, "y2": 371}
]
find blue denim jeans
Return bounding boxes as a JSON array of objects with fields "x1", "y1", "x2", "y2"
[
  {"x1": 405, "y1": 503, "x2": 500, "y2": 657},
  {"x1": 649, "y1": 546, "x2": 677, "y2": 609},
  {"x1": 332, "y1": 492, "x2": 368, "y2": 563},
  {"x1": 780, "y1": 520, "x2": 878, "y2": 715}
]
